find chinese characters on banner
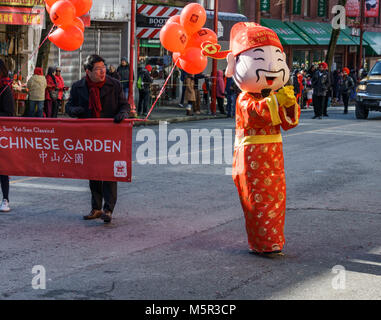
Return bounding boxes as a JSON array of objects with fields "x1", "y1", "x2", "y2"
[
  {"x1": 293, "y1": 0, "x2": 302, "y2": 15},
  {"x1": 346, "y1": 0, "x2": 380, "y2": 17},
  {"x1": 317, "y1": 0, "x2": 327, "y2": 17},
  {"x1": 0, "y1": 118, "x2": 133, "y2": 182},
  {"x1": 0, "y1": 0, "x2": 45, "y2": 6},
  {"x1": 260, "y1": 0, "x2": 270, "y2": 12},
  {"x1": 0, "y1": 6, "x2": 45, "y2": 26}
]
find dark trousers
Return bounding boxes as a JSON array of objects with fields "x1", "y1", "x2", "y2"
[
  {"x1": 89, "y1": 180, "x2": 117, "y2": 213},
  {"x1": 138, "y1": 89, "x2": 150, "y2": 115},
  {"x1": 323, "y1": 95, "x2": 329, "y2": 116},
  {"x1": 1, "y1": 175, "x2": 9, "y2": 201},
  {"x1": 44, "y1": 99, "x2": 59, "y2": 118},
  {"x1": 313, "y1": 95, "x2": 325, "y2": 117},
  {"x1": 217, "y1": 97, "x2": 225, "y2": 114},
  {"x1": 342, "y1": 93, "x2": 350, "y2": 113}
]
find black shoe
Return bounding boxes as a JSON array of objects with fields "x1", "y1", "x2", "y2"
[
  {"x1": 312, "y1": 116, "x2": 318, "y2": 119},
  {"x1": 83, "y1": 209, "x2": 103, "y2": 220},
  {"x1": 323, "y1": 114, "x2": 329, "y2": 117},
  {"x1": 100, "y1": 210, "x2": 112, "y2": 223},
  {"x1": 249, "y1": 249, "x2": 284, "y2": 258}
]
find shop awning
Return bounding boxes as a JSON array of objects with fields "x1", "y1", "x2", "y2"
[
  {"x1": 260, "y1": 19, "x2": 309, "y2": 45},
  {"x1": 137, "y1": 3, "x2": 247, "y2": 40},
  {"x1": 284, "y1": 21, "x2": 316, "y2": 45},
  {"x1": 318, "y1": 23, "x2": 358, "y2": 46},
  {"x1": 290, "y1": 21, "x2": 332, "y2": 45},
  {"x1": 363, "y1": 31, "x2": 381, "y2": 56}
]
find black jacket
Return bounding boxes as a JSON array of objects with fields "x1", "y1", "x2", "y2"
[
  {"x1": 138, "y1": 68, "x2": 153, "y2": 92},
  {"x1": 339, "y1": 75, "x2": 355, "y2": 95},
  {"x1": 117, "y1": 65, "x2": 129, "y2": 89},
  {"x1": 66, "y1": 75, "x2": 130, "y2": 119},
  {"x1": 0, "y1": 84, "x2": 15, "y2": 116},
  {"x1": 312, "y1": 70, "x2": 330, "y2": 96}
]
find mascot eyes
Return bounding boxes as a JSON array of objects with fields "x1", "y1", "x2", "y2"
[
  {"x1": 278, "y1": 58, "x2": 284, "y2": 62},
  {"x1": 254, "y1": 58, "x2": 265, "y2": 61}
]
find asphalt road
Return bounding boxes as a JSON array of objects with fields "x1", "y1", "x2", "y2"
[{"x1": 1, "y1": 107, "x2": 380, "y2": 300}]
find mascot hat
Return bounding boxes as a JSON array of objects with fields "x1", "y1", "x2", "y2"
[{"x1": 230, "y1": 22, "x2": 284, "y2": 57}]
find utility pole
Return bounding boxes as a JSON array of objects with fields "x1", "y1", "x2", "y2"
[
  {"x1": 210, "y1": 0, "x2": 218, "y2": 115},
  {"x1": 256, "y1": 0, "x2": 261, "y2": 24},
  {"x1": 358, "y1": 0, "x2": 364, "y2": 71},
  {"x1": 129, "y1": 0, "x2": 137, "y2": 117}
]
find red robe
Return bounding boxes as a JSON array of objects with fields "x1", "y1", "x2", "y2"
[{"x1": 232, "y1": 91, "x2": 300, "y2": 253}]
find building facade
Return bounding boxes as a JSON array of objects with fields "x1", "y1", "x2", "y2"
[{"x1": 237, "y1": 0, "x2": 381, "y2": 71}]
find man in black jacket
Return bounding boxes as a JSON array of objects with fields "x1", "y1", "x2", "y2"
[
  {"x1": 66, "y1": 54, "x2": 130, "y2": 223},
  {"x1": 137, "y1": 65, "x2": 153, "y2": 116},
  {"x1": 117, "y1": 57, "x2": 129, "y2": 98},
  {"x1": 311, "y1": 62, "x2": 329, "y2": 119}
]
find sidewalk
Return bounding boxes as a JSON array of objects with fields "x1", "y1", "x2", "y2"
[
  {"x1": 133, "y1": 100, "x2": 357, "y2": 126},
  {"x1": 132, "y1": 103, "x2": 227, "y2": 126},
  {"x1": 59, "y1": 100, "x2": 357, "y2": 126}
]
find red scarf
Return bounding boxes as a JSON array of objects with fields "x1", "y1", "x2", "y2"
[
  {"x1": 85, "y1": 75, "x2": 106, "y2": 118},
  {"x1": 0, "y1": 77, "x2": 11, "y2": 87}
]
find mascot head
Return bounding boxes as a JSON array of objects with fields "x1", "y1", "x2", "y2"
[{"x1": 225, "y1": 22, "x2": 290, "y2": 95}]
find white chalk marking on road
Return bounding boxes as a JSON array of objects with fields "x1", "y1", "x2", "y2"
[
  {"x1": 10, "y1": 177, "x2": 39, "y2": 184},
  {"x1": 350, "y1": 259, "x2": 381, "y2": 267},
  {"x1": 12, "y1": 183, "x2": 88, "y2": 192}
]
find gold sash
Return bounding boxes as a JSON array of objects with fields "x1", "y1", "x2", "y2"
[{"x1": 235, "y1": 134, "x2": 282, "y2": 147}]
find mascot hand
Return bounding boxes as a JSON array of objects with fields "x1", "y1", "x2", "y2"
[{"x1": 276, "y1": 85, "x2": 297, "y2": 108}]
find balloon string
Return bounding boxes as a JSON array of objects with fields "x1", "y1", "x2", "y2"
[
  {"x1": 0, "y1": 25, "x2": 55, "y2": 98},
  {"x1": 134, "y1": 58, "x2": 180, "y2": 122}
]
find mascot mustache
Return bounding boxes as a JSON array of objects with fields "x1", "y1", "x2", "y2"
[{"x1": 255, "y1": 69, "x2": 286, "y2": 83}]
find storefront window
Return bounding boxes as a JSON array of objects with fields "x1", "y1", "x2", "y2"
[{"x1": 292, "y1": 50, "x2": 310, "y2": 70}]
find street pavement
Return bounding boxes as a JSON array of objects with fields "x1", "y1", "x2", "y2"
[{"x1": 0, "y1": 103, "x2": 380, "y2": 301}]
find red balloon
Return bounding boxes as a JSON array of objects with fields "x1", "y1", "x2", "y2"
[
  {"x1": 45, "y1": 0, "x2": 58, "y2": 7},
  {"x1": 178, "y1": 47, "x2": 208, "y2": 74},
  {"x1": 68, "y1": 0, "x2": 92, "y2": 17},
  {"x1": 50, "y1": 0, "x2": 76, "y2": 27},
  {"x1": 167, "y1": 15, "x2": 180, "y2": 24},
  {"x1": 187, "y1": 28, "x2": 217, "y2": 49},
  {"x1": 71, "y1": 16, "x2": 85, "y2": 32},
  {"x1": 159, "y1": 22, "x2": 188, "y2": 53},
  {"x1": 180, "y1": 3, "x2": 207, "y2": 36},
  {"x1": 172, "y1": 52, "x2": 181, "y2": 68},
  {"x1": 49, "y1": 25, "x2": 84, "y2": 51}
]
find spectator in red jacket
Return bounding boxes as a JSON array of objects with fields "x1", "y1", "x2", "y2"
[
  {"x1": 45, "y1": 66, "x2": 58, "y2": 117},
  {"x1": 54, "y1": 66, "x2": 68, "y2": 117}
]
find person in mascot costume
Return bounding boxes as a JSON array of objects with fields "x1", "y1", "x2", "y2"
[{"x1": 224, "y1": 22, "x2": 301, "y2": 256}]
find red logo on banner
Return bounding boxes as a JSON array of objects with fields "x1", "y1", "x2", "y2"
[
  {"x1": 0, "y1": 118, "x2": 133, "y2": 182},
  {"x1": 365, "y1": 0, "x2": 379, "y2": 17}
]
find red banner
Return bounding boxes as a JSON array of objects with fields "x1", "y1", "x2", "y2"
[
  {"x1": 0, "y1": 6, "x2": 45, "y2": 26},
  {"x1": 0, "y1": 118, "x2": 133, "y2": 182},
  {"x1": 346, "y1": 0, "x2": 360, "y2": 17},
  {"x1": 346, "y1": 0, "x2": 380, "y2": 18},
  {"x1": 365, "y1": 0, "x2": 379, "y2": 17}
]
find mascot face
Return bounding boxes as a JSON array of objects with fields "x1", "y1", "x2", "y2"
[{"x1": 226, "y1": 45, "x2": 290, "y2": 94}]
